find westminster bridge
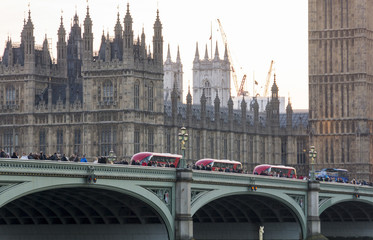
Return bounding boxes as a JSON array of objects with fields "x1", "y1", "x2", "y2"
[{"x1": 0, "y1": 159, "x2": 373, "y2": 240}]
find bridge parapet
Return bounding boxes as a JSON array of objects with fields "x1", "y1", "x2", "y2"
[
  {"x1": 0, "y1": 159, "x2": 177, "y2": 182},
  {"x1": 192, "y1": 170, "x2": 308, "y2": 191}
]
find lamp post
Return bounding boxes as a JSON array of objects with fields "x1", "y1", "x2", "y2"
[
  {"x1": 309, "y1": 146, "x2": 317, "y2": 181},
  {"x1": 178, "y1": 127, "x2": 189, "y2": 168},
  {"x1": 107, "y1": 149, "x2": 116, "y2": 164}
]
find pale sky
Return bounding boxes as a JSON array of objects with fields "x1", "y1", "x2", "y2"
[{"x1": 0, "y1": 0, "x2": 308, "y2": 109}]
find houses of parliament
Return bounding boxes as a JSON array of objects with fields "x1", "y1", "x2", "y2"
[{"x1": 0, "y1": 1, "x2": 372, "y2": 181}]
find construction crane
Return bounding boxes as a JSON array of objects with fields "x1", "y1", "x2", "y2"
[
  {"x1": 237, "y1": 74, "x2": 247, "y2": 96},
  {"x1": 217, "y1": 19, "x2": 248, "y2": 97},
  {"x1": 263, "y1": 60, "x2": 274, "y2": 97}
]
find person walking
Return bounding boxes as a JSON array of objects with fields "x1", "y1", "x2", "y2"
[
  {"x1": 80, "y1": 155, "x2": 87, "y2": 162},
  {"x1": 11, "y1": 152, "x2": 18, "y2": 158}
]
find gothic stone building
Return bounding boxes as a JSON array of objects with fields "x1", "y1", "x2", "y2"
[{"x1": 0, "y1": 4, "x2": 310, "y2": 175}]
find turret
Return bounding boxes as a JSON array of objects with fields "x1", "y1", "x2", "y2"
[
  {"x1": 57, "y1": 15, "x2": 67, "y2": 73},
  {"x1": 141, "y1": 27, "x2": 146, "y2": 59},
  {"x1": 270, "y1": 74, "x2": 280, "y2": 128},
  {"x1": 171, "y1": 83, "x2": 178, "y2": 120},
  {"x1": 23, "y1": 9, "x2": 35, "y2": 71},
  {"x1": 153, "y1": 9, "x2": 163, "y2": 66},
  {"x1": 123, "y1": 3, "x2": 134, "y2": 63},
  {"x1": 286, "y1": 97, "x2": 293, "y2": 128},
  {"x1": 114, "y1": 11, "x2": 122, "y2": 40},
  {"x1": 105, "y1": 32, "x2": 111, "y2": 61},
  {"x1": 83, "y1": 4, "x2": 93, "y2": 63},
  {"x1": 6, "y1": 38, "x2": 13, "y2": 66},
  {"x1": 42, "y1": 35, "x2": 51, "y2": 68},
  {"x1": 186, "y1": 86, "x2": 193, "y2": 125}
]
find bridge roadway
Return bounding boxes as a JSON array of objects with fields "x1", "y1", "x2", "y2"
[{"x1": 0, "y1": 159, "x2": 372, "y2": 240}]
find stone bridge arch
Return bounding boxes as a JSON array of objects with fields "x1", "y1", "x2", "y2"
[
  {"x1": 319, "y1": 194, "x2": 373, "y2": 238},
  {"x1": 191, "y1": 186, "x2": 307, "y2": 239},
  {"x1": 0, "y1": 176, "x2": 175, "y2": 240}
]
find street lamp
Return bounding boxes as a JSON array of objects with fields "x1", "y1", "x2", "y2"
[
  {"x1": 309, "y1": 146, "x2": 317, "y2": 181},
  {"x1": 107, "y1": 149, "x2": 116, "y2": 164},
  {"x1": 178, "y1": 127, "x2": 189, "y2": 168}
]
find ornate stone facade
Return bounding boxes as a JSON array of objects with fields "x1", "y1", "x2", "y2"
[
  {"x1": 0, "y1": 5, "x2": 309, "y2": 175},
  {"x1": 309, "y1": 0, "x2": 373, "y2": 180}
]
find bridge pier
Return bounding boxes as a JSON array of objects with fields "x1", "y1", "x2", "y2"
[
  {"x1": 307, "y1": 180, "x2": 326, "y2": 239},
  {"x1": 175, "y1": 168, "x2": 193, "y2": 240}
]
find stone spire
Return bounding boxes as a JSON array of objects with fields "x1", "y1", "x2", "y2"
[
  {"x1": 204, "y1": 44, "x2": 209, "y2": 60},
  {"x1": 214, "y1": 41, "x2": 219, "y2": 60},
  {"x1": 42, "y1": 34, "x2": 51, "y2": 67},
  {"x1": 176, "y1": 45, "x2": 181, "y2": 63},
  {"x1": 186, "y1": 86, "x2": 193, "y2": 124},
  {"x1": 83, "y1": 2, "x2": 93, "y2": 63},
  {"x1": 165, "y1": 43, "x2": 171, "y2": 64},
  {"x1": 141, "y1": 26, "x2": 146, "y2": 58},
  {"x1": 153, "y1": 9, "x2": 163, "y2": 65},
  {"x1": 57, "y1": 14, "x2": 67, "y2": 72},
  {"x1": 23, "y1": 7, "x2": 35, "y2": 71},
  {"x1": 286, "y1": 96, "x2": 293, "y2": 128},
  {"x1": 194, "y1": 42, "x2": 199, "y2": 62},
  {"x1": 114, "y1": 10, "x2": 122, "y2": 40},
  {"x1": 123, "y1": 3, "x2": 133, "y2": 62},
  {"x1": 224, "y1": 43, "x2": 228, "y2": 61}
]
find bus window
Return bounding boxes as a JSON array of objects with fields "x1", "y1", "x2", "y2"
[
  {"x1": 195, "y1": 159, "x2": 242, "y2": 172},
  {"x1": 253, "y1": 164, "x2": 297, "y2": 178},
  {"x1": 131, "y1": 152, "x2": 182, "y2": 167}
]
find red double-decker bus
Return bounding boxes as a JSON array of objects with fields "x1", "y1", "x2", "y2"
[
  {"x1": 195, "y1": 158, "x2": 242, "y2": 172},
  {"x1": 130, "y1": 152, "x2": 182, "y2": 167},
  {"x1": 253, "y1": 164, "x2": 297, "y2": 178}
]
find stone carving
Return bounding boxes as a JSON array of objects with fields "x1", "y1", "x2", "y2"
[{"x1": 147, "y1": 187, "x2": 172, "y2": 211}]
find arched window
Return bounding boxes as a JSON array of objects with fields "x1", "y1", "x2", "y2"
[
  {"x1": 204, "y1": 81, "x2": 211, "y2": 105},
  {"x1": 148, "y1": 82, "x2": 154, "y2": 111},
  {"x1": 6, "y1": 86, "x2": 16, "y2": 105},
  {"x1": 134, "y1": 80, "x2": 140, "y2": 110},
  {"x1": 103, "y1": 81, "x2": 113, "y2": 103}
]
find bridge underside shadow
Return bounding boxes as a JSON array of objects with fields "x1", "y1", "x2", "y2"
[
  {"x1": 193, "y1": 194, "x2": 302, "y2": 240},
  {"x1": 321, "y1": 201, "x2": 373, "y2": 239},
  {"x1": 0, "y1": 187, "x2": 168, "y2": 240}
]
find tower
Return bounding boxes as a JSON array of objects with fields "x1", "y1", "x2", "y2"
[
  {"x1": 193, "y1": 42, "x2": 230, "y2": 107},
  {"x1": 309, "y1": 0, "x2": 373, "y2": 180},
  {"x1": 164, "y1": 44, "x2": 183, "y2": 102}
]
